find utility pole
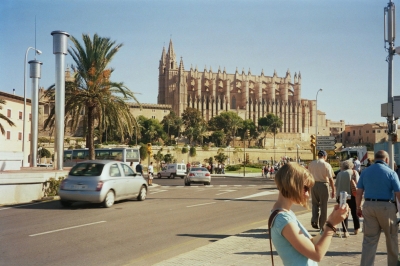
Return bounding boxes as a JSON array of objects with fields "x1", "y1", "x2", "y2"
[{"x1": 384, "y1": 1, "x2": 396, "y2": 169}]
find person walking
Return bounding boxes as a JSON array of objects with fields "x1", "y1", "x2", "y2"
[
  {"x1": 135, "y1": 160, "x2": 144, "y2": 175},
  {"x1": 148, "y1": 162, "x2": 154, "y2": 186},
  {"x1": 270, "y1": 163, "x2": 348, "y2": 265},
  {"x1": 356, "y1": 150, "x2": 400, "y2": 266},
  {"x1": 353, "y1": 156, "x2": 361, "y2": 173},
  {"x1": 308, "y1": 150, "x2": 335, "y2": 230},
  {"x1": 335, "y1": 159, "x2": 360, "y2": 237}
]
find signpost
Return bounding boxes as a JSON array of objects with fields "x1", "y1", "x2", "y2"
[{"x1": 316, "y1": 136, "x2": 336, "y2": 151}]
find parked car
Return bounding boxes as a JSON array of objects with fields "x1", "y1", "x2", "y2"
[
  {"x1": 58, "y1": 160, "x2": 148, "y2": 208},
  {"x1": 184, "y1": 167, "x2": 211, "y2": 186},
  {"x1": 157, "y1": 163, "x2": 187, "y2": 179}
]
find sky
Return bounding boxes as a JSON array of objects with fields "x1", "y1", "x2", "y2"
[{"x1": 1, "y1": 0, "x2": 399, "y2": 125}]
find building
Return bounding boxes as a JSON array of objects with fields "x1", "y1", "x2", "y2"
[
  {"x1": 158, "y1": 39, "x2": 331, "y2": 137},
  {"x1": 344, "y1": 123, "x2": 389, "y2": 146},
  {"x1": 326, "y1": 119, "x2": 345, "y2": 144},
  {"x1": 0, "y1": 90, "x2": 32, "y2": 152}
]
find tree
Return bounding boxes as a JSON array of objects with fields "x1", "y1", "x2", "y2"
[
  {"x1": 0, "y1": 98, "x2": 15, "y2": 135},
  {"x1": 44, "y1": 33, "x2": 139, "y2": 159},
  {"x1": 238, "y1": 119, "x2": 258, "y2": 147},
  {"x1": 214, "y1": 152, "x2": 228, "y2": 164},
  {"x1": 161, "y1": 111, "x2": 182, "y2": 144},
  {"x1": 208, "y1": 111, "x2": 243, "y2": 146},
  {"x1": 259, "y1": 113, "x2": 283, "y2": 148},
  {"x1": 137, "y1": 116, "x2": 166, "y2": 144}
]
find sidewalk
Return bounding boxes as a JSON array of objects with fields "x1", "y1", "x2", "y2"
[{"x1": 155, "y1": 206, "x2": 394, "y2": 266}]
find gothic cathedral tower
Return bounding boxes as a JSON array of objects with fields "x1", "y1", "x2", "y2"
[{"x1": 158, "y1": 40, "x2": 187, "y2": 116}]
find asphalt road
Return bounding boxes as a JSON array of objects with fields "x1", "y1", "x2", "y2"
[{"x1": 0, "y1": 177, "x2": 301, "y2": 266}]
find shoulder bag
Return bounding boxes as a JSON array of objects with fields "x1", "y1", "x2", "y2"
[{"x1": 268, "y1": 209, "x2": 283, "y2": 266}]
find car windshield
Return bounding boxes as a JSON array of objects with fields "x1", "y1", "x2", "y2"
[
  {"x1": 191, "y1": 168, "x2": 207, "y2": 172},
  {"x1": 70, "y1": 163, "x2": 105, "y2": 176}
]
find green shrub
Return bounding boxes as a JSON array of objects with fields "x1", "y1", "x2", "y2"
[
  {"x1": 226, "y1": 164, "x2": 241, "y2": 171},
  {"x1": 43, "y1": 177, "x2": 65, "y2": 197},
  {"x1": 95, "y1": 144, "x2": 102, "y2": 148},
  {"x1": 202, "y1": 145, "x2": 209, "y2": 151},
  {"x1": 181, "y1": 147, "x2": 188, "y2": 154}
]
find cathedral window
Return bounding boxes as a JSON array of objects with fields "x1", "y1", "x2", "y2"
[{"x1": 231, "y1": 96, "x2": 236, "y2": 110}]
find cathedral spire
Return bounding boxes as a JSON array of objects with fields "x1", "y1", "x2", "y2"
[
  {"x1": 161, "y1": 46, "x2": 166, "y2": 62},
  {"x1": 179, "y1": 57, "x2": 184, "y2": 72},
  {"x1": 167, "y1": 39, "x2": 175, "y2": 57}
]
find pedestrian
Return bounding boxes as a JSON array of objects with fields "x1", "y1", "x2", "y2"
[
  {"x1": 335, "y1": 160, "x2": 360, "y2": 237},
  {"x1": 221, "y1": 164, "x2": 225, "y2": 174},
  {"x1": 135, "y1": 160, "x2": 144, "y2": 176},
  {"x1": 148, "y1": 162, "x2": 154, "y2": 186},
  {"x1": 353, "y1": 156, "x2": 361, "y2": 173},
  {"x1": 308, "y1": 150, "x2": 335, "y2": 230},
  {"x1": 270, "y1": 163, "x2": 348, "y2": 265},
  {"x1": 366, "y1": 158, "x2": 372, "y2": 167},
  {"x1": 356, "y1": 150, "x2": 400, "y2": 266}
]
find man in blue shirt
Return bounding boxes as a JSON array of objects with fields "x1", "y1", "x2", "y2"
[{"x1": 356, "y1": 150, "x2": 400, "y2": 266}]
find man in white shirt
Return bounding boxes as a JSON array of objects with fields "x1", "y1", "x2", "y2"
[
  {"x1": 353, "y1": 156, "x2": 361, "y2": 173},
  {"x1": 148, "y1": 162, "x2": 154, "y2": 186}
]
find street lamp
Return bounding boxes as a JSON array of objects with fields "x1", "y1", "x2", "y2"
[
  {"x1": 315, "y1": 88, "x2": 323, "y2": 155},
  {"x1": 296, "y1": 144, "x2": 300, "y2": 163},
  {"x1": 23, "y1": 47, "x2": 42, "y2": 167}
]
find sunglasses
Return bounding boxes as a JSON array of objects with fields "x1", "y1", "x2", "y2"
[{"x1": 303, "y1": 185, "x2": 310, "y2": 192}]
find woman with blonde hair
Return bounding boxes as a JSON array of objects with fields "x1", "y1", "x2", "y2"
[{"x1": 270, "y1": 163, "x2": 348, "y2": 265}]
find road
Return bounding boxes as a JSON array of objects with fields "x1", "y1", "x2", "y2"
[{"x1": 0, "y1": 177, "x2": 304, "y2": 265}]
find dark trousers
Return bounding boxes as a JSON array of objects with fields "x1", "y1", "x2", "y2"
[{"x1": 337, "y1": 195, "x2": 360, "y2": 232}]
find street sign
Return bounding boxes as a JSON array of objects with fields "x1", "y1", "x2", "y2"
[
  {"x1": 316, "y1": 140, "x2": 336, "y2": 146},
  {"x1": 316, "y1": 145, "x2": 336, "y2": 150},
  {"x1": 316, "y1": 136, "x2": 336, "y2": 141},
  {"x1": 327, "y1": 150, "x2": 336, "y2": 156}
]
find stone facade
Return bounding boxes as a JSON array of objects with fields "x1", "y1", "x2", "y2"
[
  {"x1": 158, "y1": 39, "x2": 330, "y2": 136},
  {"x1": 0, "y1": 91, "x2": 32, "y2": 152},
  {"x1": 344, "y1": 123, "x2": 389, "y2": 145}
]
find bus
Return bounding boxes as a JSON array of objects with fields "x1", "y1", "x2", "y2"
[{"x1": 63, "y1": 147, "x2": 140, "y2": 168}]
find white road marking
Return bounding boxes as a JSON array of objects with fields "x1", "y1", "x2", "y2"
[
  {"x1": 225, "y1": 190, "x2": 279, "y2": 202},
  {"x1": 150, "y1": 189, "x2": 168, "y2": 194},
  {"x1": 186, "y1": 202, "x2": 216, "y2": 208},
  {"x1": 29, "y1": 221, "x2": 106, "y2": 237},
  {"x1": 216, "y1": 190, "x2": 236, "y2": 196}
]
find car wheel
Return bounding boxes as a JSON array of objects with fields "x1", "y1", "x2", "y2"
[
  {"x1": 157, "y1": 173, "x2": 161, "y2": 179},
  {"x1": 103, "y1": 190, "x2": 115, "y2": 208},
  {"x1": 137, "y1": 186, "x2": 147, "y2": 201},
  {"x1": 185, "y1": 181, "x2": 191, "y2": 186},
  {"x1": 170, "y1": 174, "x2": 175, "y2": 179},
  {"x1": 205, "y1": 182, "x2": 211, "y2": 186},
  {"x1": 60, "y1": 200, "x2": 73, "y2": 207}
]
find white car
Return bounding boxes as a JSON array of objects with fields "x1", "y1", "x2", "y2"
[
  {"x1": 184, "y1": 167, "x2": 211, "y2": 186},
  {"x1": 58, "y1": 160, "x2": 148, "y2": 208}
]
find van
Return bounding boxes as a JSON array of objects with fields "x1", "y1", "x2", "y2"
[{"x1": 157, "y1": 163, "x2": 187, "y2": 179}]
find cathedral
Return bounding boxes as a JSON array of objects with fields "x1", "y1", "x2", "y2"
[{"x1": 158, "y1": 40, "x2": 321, "y2": 135}]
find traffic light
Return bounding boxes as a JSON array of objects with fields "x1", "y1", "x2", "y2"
[
  {"x1": 310, "y1": 135, "x2": 316, "y2": 148},
  {"x1": 246, "y1": 129, "x2": 250, "y2": 138},
  {"x1": 393, "y1": 134, "x2": 398, "y2": 143},
  {"x1": 147, "y1": 143, "x2": 152, "y2": 154}
]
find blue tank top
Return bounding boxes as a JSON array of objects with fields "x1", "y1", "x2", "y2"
[{"x1": 271, "y1": 210, "x2": 318, "y2": 266}]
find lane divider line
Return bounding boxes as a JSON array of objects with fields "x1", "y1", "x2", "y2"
[
  {"x1": 29, "y1": 221, "x2": 106, "y2": 237},
  {"x1": 186, "y1": 202, "x2": 216, "y2": 208}
]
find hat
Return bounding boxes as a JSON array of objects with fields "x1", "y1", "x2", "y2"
[{"x1": 318, "y1": 150, "x2": 327, "y2": 157}]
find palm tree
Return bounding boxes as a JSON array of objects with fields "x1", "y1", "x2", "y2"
[
  {"x1": 0, "y1": 98, "x2": 15, "y2": 135},
  {"x1": 44, "y1": 33, "x2": 139, "y2": 159}
]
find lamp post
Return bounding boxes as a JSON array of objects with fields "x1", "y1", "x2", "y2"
[
  {"x1": 296, "y1": 144, "x2": 300, "y2": 163},
  {"x1": 315, "y1": 88, "x2": 323, "y2": 157},
  {"x1": 23, "y1": 47, "x2": 42, "y2": 167}
]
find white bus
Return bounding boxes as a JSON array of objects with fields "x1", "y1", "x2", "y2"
[{"x1": 63, "y1": 148, "x2": 140, "y2": 168}]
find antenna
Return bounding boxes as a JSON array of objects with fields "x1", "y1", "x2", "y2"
[{"x1": 35, "y1": 16, "x2": 37, "y2": 59}]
